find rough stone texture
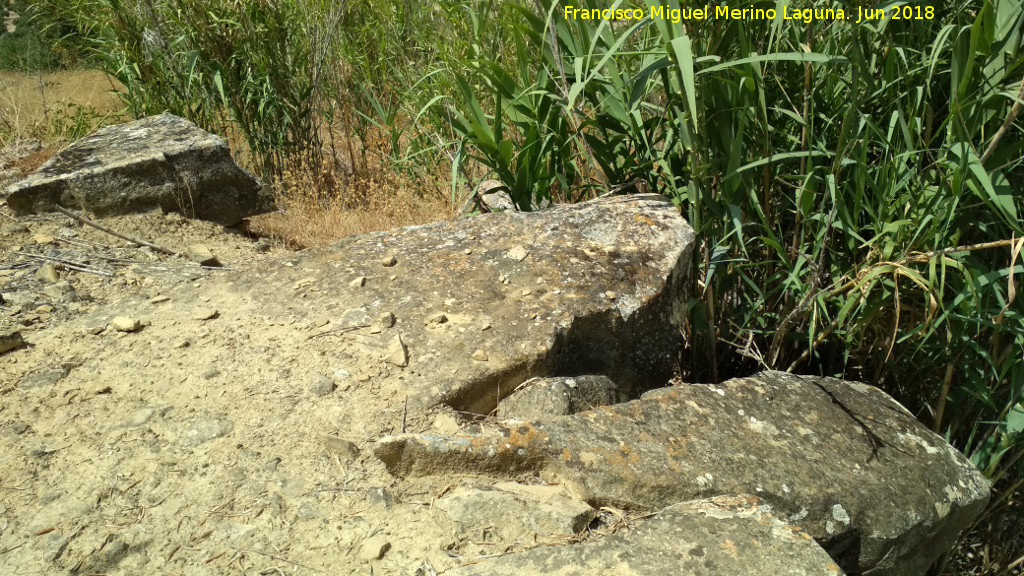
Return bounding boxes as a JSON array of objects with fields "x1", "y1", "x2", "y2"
[
  {"x1": 375, "y1": 371, "x2": 990, "y2": 576},
  {"x1": 447, "y1": 495, "x2": 845, "y2": 576},
  {"x1": 0, "y1": 330, "x2": 25, "y2": 355},
  {"x1": 4, "y1": 113, "x2": 271, "y2": 226},
  {"x1": 436, "y1": 484, "x2": 598, "y2": 540},
  {"x1": 497, "y1": 375, "x2": 622, "y2": 419},
  {"x1": 229, "y1": 193, "x2": 695, "y2": 413}
]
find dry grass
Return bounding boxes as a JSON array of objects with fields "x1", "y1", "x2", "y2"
[
  {"x1": 0, "y1": 69, "x2": 123, "y2": 144},
  {"x1": 247, "y1": 157, "x2": 456, "y2": 249}
]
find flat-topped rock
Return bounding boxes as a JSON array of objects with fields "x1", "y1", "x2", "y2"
[
  {"x1": 4, "y1": 113, "x2": 271, "y2": 226},
  {"x1": 227, "y1": 193, "x2": 695, "y2": 412},
  {"x1": 375, "y1": 372, "x2": 990, "y2": 576}
]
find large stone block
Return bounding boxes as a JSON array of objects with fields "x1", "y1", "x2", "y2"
[
  {"x1": 375, "y1": 372, "x2": 990, "y2": 576},
  {"x1": 228, "y1": 193, "x2": 696, "y2": 413},
  {"x1": 3, "y1": 113, "x2": 272, "y2": 226}
]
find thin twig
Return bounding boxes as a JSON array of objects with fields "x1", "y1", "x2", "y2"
[
  {"x1": 54, "y1": 205, "x2": 183, "y2": 257},
  {"x1": 12, "y1": 251, "x2": 114, "y2": 277},
  {"x1": 402, "y1": 395, "x2": 408, "y2": 433},
  {"x1": 305, "y1": 324, "x2": 370, "y2": 340},
  {"x1": 235, "y1": 548, "x2": 316, "y2": 572}
]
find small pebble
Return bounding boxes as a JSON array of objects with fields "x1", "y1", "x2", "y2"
[
  {"x1": 381, "y1": 255, "x2": 398, "y2": 267},
  {"x1": 310, "y1": 377, "x2": 336, "y2": 397},
  {"x1": 350, "y1": 276, "x2": 366, "y2": 288},
  {"x1": 471, "y1": 349, "x2": 488, "y2": 362},
  {"x1": 111, "y1": 316, "x2": 142, "y2": 332},
  {"x1": 425, "y1": 312, "x2": 448, "y2": 326},
  {"x1": 605, "y1": 291, "x2": 617, "y2": 300},
  {"x1": 195, "y1": 308, "x2": 219, "y2": 320}
]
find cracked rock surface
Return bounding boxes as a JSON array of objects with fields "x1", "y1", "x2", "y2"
[{"x1": 376, "y1": 372, "x2": 990, "y2": 576}]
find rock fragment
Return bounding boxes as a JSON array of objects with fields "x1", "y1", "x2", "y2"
[
  {"x1": 385, "y1": 334, "x2": 408, "y2": 367},
  {"x1": 182, "y1": 418, "x2": 233, "y2": 447},
  {"x1": 310, "y1": 376, "x2": 336, "y2": 397},
  {"x1": 35, "y1": 264, "x2": 60, "y2": 283},
  {"x1": 187, "y1": 243, "x2": 221, "y2": 267},
  {"x1": 111, "y1": 316, "x2": 142, "y2": 332},
  {"x1": 436, "y1": 485, "x2": 597, "y2": 539},
  {"x1": 194, "y1": 308, "x2": 219, "y2": 321},
  {"x1": 496, "y1": 375, "x2": 621, "y2": 419},
  {"x1": 0, "y1": 330, "x2": 25, "y2": 355}
]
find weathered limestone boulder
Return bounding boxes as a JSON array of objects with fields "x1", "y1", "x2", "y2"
[
  {"x1": 447, "y1": 495, "x2": 845, "y2": 576},
  {"x1": 375, "y1": 372, "x2": 989, "y2": 576},
  {"x1": 229, "y1": 193, "x2": 695, "y2": 412},
  {"x1": 496, "y1": 375, "x2": 621, "y2": 419},
  {"x1": 4, "y1": 113, "x2": 271, "y2": 226}
]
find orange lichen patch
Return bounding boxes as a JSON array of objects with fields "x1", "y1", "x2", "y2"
[
  {"x1": 827, "y1": 562, "x2": 842, "y2": 572},
  {"x1": 562, "y1": 448, "x2": 572, "y2": 461},
  {"x1": 720, "y1": 538, "x2": 738, "y2": 557},
  {"x1": 633, "y1": 213, "x2": 659, "y2": 228}
]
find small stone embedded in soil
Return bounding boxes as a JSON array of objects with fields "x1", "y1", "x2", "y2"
[
  {"x1": 187, "y1": 243, "x2": 221, "y2": 267},
  {"x1": 111, "y1": 316, "x2": 142, "y2": 332},
  {"x1": 85, "y1": 323, "x2": 106, "y2": 335},
  {"x1": 310, "y1": 376, "x2": 336, "y2": 397},
  {"x1": 379, "y1": 312, "x2": 396, "y2": 329},
  {"x1": 120, "y1": 407, "x2": 158, "y2": 428},
  {"x1": 297, "y1": 501, "x2": 320, "y2": 520},
  {"x1": 182, "y1": 418, "x2": 233, "y2": 447},
  {"x1": 35, "y1": 264, "x2": 61, "y2": 283},
  {"x1": 381, "y1": 255, "x2": 398, "y2": 267},
  {"x1": 149, "y1": 295, "x2": 170, "y2": 304},
  {"x1": 0, "y1": 330, "x2": 25, "y2": 355},
  {"x1": 505, "y1": 245, "x2": 529, "y2": 262},
  {"x1": 605, "y1": 291, "x2": 617, "y2": 300},
  {"x1": 385, "y1": 334, "x2": 408, "y2": 367},
  {"x1": 425, "y1": 312, "x2": 448, "y2": 326},
  {"x1": 324, "y1": 436, "x2": 360, "y2": 461},
  {"x1": 194, "y1": 308, "x2": 219, "y2": 320},
  {"x1": 471, "y1": 349, "x2": 488, "y2": 362},
  {"x1": 358, "y1": 536, "x2": 392, "y2": 561},
  {"x1": 365, "y1": 487, "x2": 395, "y2": 509},
  {"x1": 202, "y1": 368, "x2": 221, "y2": 380},
  {"x1": 350, "y1": 276, "x2": 366, "y2": 288}
]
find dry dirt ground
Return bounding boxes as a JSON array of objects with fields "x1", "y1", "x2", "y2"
[{"x1": 0, "y1": 204, "x2": 513, "y2": 575}]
